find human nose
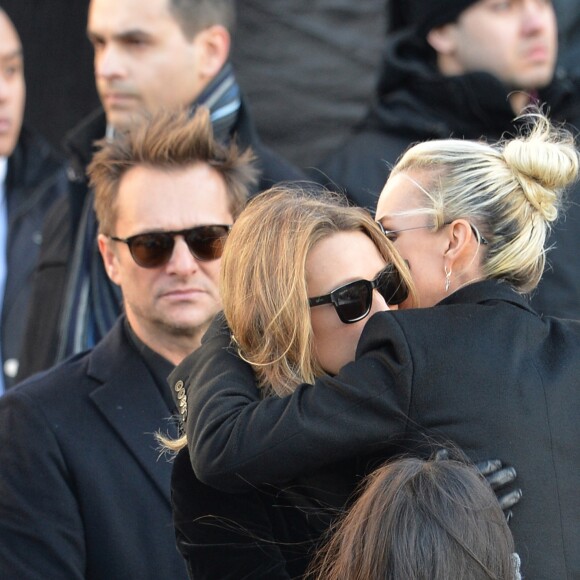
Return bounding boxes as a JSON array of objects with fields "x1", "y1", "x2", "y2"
[
  {"x1": 0, "y1": 73, "x2": 9, "y2": 101},
  {"x1": 521, "y1": 0, "x2": 550, "y2": 34},
  {"x1": 166, "y1": 236, "x2": 200, "y2": 275},
  {"x1": 371, "y1": 288, "x2": 390, "y2": 314},
  {"x1": 95, "y1": 44, "x2": 126, "y2": 79}
]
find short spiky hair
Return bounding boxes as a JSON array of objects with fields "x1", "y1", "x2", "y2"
[{"x1": 89, "y1": 107, "x2": 258, "y2": 235}]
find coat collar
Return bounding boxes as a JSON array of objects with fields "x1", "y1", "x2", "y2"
[
  {"x1": 436, "y1": 279, "x2": 535, "y2": 313},
  {"x1": 86, "y1": 318, "x2": 176, "y2": 504}
]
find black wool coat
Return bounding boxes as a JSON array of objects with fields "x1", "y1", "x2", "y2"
[
  {"x1": 0, "y1": 318, "x2": 188, "y2": 579},
  {"x1": 2, "y1": 126, "x2": 67, "y2": 388},
  {"x1": 173, "y1": 280, "x2": 580, "y2": 580}
]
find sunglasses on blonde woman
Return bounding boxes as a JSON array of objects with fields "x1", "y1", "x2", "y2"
[
  {"x1": 109, "y1": 224, "x2": 232, "y2": 268},
  {"x1": 308, "y1": 263, "x2": 409, "y2": 324},
  {"x1": 379, "y1": 221, "x2": 488, "y2": 245}
]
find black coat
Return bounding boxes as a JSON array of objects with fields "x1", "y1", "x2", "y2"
[
  {"x1": 2, "y1": 126, "x2": 67, "y2": 388},
  {"x1": 0, "y1": 318, "x2": 188, "y2": 579},
  {"x1": 317, "y1": 30, "x2": 580, "y2": 319},
  {"x1": 17, "y1": 100, "x2": 304, "y2": 382},
  {"x1": 173, "y1": 281, "x2": 580, "y2": 580}
]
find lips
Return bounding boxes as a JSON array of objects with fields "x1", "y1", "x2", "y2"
[
  {"x1": 103, "y1": 93, "x2": 137, "y2": 107},
  {"x1": 160, "y1": 288, "x2": 206, "y2": 301},
  {"x1": 524, "y1": 44, "x2": 550, "y2": 62}
]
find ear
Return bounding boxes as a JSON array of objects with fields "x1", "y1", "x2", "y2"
[
  {"x1": 442, "y1": 219, "x2": 473, "y2": 268},
  {"x1": 98, "y1": 233, "x2": 122, "y2": 286},
  {"x1": 426, "y1": 23, "x2": 457, "y2": 56},
  {"x1": 195, "y1": 25, "x2": 231, "y2": 80}
]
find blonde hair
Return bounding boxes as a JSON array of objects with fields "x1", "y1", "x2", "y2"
[
  {"x1": 391, "y1": 109, "x2": 579, "y2": 293},
  {"x1": 89, "y1": 107, "x2": 258, "y2": 235},
  {"x1": 221, "y1": 186, "x2": 415, "y2": 397}
]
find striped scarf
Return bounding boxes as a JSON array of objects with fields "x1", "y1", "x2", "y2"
[{"x1": 57, "y1": 64, "x2": 241, "y2": 360}]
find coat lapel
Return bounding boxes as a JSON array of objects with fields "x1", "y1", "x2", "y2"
[{"x1": 87, "y1": 321, "x2": 175, "y2": 504}]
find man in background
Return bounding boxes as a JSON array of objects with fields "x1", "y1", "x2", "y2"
[
  {"x1": 0, "y1": 7, "x2": 66, "y2": 391},
  {"x1": 17, "y1": 0, "x2": 301, "y2": 382},
  {"x1": 0, "y1": 107, "x2": 257, "y2": 577}
]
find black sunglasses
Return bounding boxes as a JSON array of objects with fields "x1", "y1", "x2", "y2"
[
  {"x1": 308, "y1": 263, "x2": 408, "y2": 324},
  {"x1": 109, "y1": 224, "x2": 232, "y2": 268}
]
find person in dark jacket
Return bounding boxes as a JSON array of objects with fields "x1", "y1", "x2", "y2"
[
  {"x1": 172, "y1": 111, "x2": 580, "y2": 579},
  {"x1": 0, "y1": 8, "x2": 66, "y2": 392},
  {"x1": 0, "y1": 108, "x2": 257, "y2": 578},
  {"x1": 319, "y1": 0, "x2": 580, "y2": 319},
  {"x1": 16, "y1": 0, "x2": 303, "y2": 383}
]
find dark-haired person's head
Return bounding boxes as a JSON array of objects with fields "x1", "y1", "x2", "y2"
[
  {"x1": 389, "y1": 0, "x2": 558, "y2": 113},
  {"x1": 312, "y1": 456, "x2": 518, "y2": 580}
]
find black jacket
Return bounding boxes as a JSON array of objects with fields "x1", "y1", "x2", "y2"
[
  {"x1": 318, "y1": 30, "x2": 580, "y2": 319},
  {"x1": 2, "y1": 126, "x2": 67, "y2": 388},
  {"x1": 0, "y1": 318, "x2": 188, "y2": 579},
  {"x1": 17, "y1": 101, "x2": 304, "y2": 382},
  {"x1": 173, "y1": 281, "x2": 580, "y2": 580}
]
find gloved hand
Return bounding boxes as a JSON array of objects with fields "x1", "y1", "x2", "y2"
[
  {"x1": 474, "y1": 457, "x2": 522, "y2": 523},
  {"x1": 434, "y1": 448, "x2": 522, "y2": 522}
]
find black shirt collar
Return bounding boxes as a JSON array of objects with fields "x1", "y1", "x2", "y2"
[{"x1": 123, "y1": 318, "x2": 176, "y2": 413}]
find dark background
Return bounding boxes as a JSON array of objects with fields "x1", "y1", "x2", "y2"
[{"x1": 3, "y1": 0, "x2": 99, "y2": 154}]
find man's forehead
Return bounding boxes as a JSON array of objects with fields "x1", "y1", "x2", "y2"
[
  {"x1": 0, "y1": 12, "x2": 22, "y2": 53},
  {"x1": 88, "y1": 0, "x2": 175, "y2": 35},
  {"x1": 117, "y1": 164, "x2": 231, "y2": 218},
  {"x1": 0, "y1": 48, "x2": 23, "y2": 63}
]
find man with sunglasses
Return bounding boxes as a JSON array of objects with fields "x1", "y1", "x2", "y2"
[{"x1": 0, "y1": 108, "x2": 257, "y2": 577}]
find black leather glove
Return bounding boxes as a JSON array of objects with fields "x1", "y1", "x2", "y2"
[
  {"x1": 434, "y1": 448, "x2": 522, "y2": 522},
  {"x1": 474, "y1": 458, "x2": 522, "y2": 523}
]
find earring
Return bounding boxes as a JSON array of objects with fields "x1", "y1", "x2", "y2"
[{"x1": 444, "y1": 266, "x2": 452, "y2": 292}]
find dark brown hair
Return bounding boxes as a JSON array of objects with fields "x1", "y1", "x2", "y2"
[
  {"x1": 169, "y1": 0, "x2": 235, "y2": 38},
  {"x1": 310, "y1": 456, "x2": 515, "y2": 580}
]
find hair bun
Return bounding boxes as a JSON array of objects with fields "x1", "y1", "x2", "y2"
[{"x1": 502, "y1": 116, "x2": 579, "y2": 223}]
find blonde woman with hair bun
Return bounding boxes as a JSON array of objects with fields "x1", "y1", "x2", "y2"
[
  {"x1": 377, "y1": 110, "x2": 578, "y2": 302},
  {"x1": 173, "y1": 110, "x2": 580, "y2": 579}
]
